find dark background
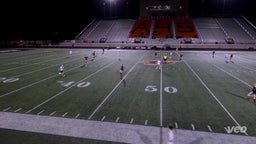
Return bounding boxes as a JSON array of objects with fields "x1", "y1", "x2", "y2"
[{"x1": 0, "y1": 0, "x2": 255, "y2": 40}]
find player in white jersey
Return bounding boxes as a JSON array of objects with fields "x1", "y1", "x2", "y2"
[{"x1": 59, "y1": 65, "x2": 65, "y2": 77}]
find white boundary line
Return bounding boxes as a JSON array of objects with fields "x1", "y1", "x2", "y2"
[
  {"x1": 88, "y1": 52, "x2": 147, "y2": 120},
  {"x1": 26, "y1": 62, "x2": 115, "y2": 114},
  {"x1": 183, "y1": 60, "x2": 248, "y2": 135}
]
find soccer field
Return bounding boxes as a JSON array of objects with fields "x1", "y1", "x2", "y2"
[{"x1": 0, "y1": 48, "x2": 256, "y2": 136}]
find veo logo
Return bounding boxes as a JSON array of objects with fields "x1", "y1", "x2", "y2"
[{"x1": 224, "y1": 126, "x2": 247, "y2": 134}]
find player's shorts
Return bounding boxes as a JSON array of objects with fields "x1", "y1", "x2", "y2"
[
  {"x1": 119, "y1": 70, "x2": 123, "y2": 73},
  {"x1": 253, "y1": 94, "x2": 256, "y2": 99}
]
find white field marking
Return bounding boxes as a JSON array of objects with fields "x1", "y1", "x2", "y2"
[
  {"x1": 3, "y1": 107, "x2": 11, "y2": 112},
  {"x1": 207, "y1": 125, "x2": 213, "y2": 132},
  {"x1": 88, "y1": 52, "x2": 147, "y2": 120},
  {"x1": 14, "y1": 108, "x2": 22, "y2": 113},
  {"x1": 130, "y1": 118, "x2": 134, "y2": 124},
  {"x1": 213, "y1": 64, "x2": 252, "y2": 88},
  {"x1": 0, "y1": 55, "x2": 68, "y2": 73},
  {"x1": 144, "y1": 120, "x2": 148, "y2": 125},
  {"x1": 184, "y1": 60, "x2": 248, "y2": 135},
  {"x1": 0, "y1": 64, "x2": 84, "y2": 98},
  {"x1": 49, "y1": 111, "x2": 56, "y2": 116},
  {"x1": 75, "y1": 113, "x2": 80, "y2": 119},
  {"x1": 13, "y1": 57, "x2": 81, "y2": 77},
  {"x1": 0, "y1": 54, "x2": 56, "y2": 67},
  {"x1": 115, "y1": 117, "x2": 120, "y2": 123},
  {"x1": 175, "y1": 122, "x2": 178, "y2": 129},
  {"x1": 191, "y1": 124, "x2": 195, "y2": 130},
  {"x1": 62, "y1": 112, "x2": 68, "y2": 117},
  {"x1": 37, "y1": 110, "x2": 45, "y2": 115},
  {"x1": 101, "y1": 116, "x2": 106, "y2": 121},
  {"x1": 160, "y1": 52, "x2": 163, "y2": 127},
  {"x1": 26, "y1": 62, "x2": 115, "y2": 114}
]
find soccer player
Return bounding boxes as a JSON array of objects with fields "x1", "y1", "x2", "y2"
[
  {"x1": 156, "y1": 59, "x2": 161, "y2": 70},
  {"x1": 120, "y1": 64, "x2": 124, "y2": 79},
  {"x1": 83, "y1": 56, "x2": 88, "y2": 67},
  {"x1": 212, "y1": 51, "x2": 215, "y2": 58},
  {"x1": 59, "y1": 65, "x2": 65, "y2": 77},
  {"x1": 167, "y1": 124, "x2": 175, "y2": 144},
  {"x1": 163, "y1": 55, "x2": 168, "y2": 64},
  {"x1": 252, "y1": 84, "x2": 256, "y2": 103},
  {"x1": 230, "y1": 54, "x2": 234, "y2": 62},
  {"x1": 225, "y1": 54, "x2": 229, "y2": 63}
]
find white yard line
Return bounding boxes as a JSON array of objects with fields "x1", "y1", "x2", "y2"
[
  {"x1": 88, "y1": 52, "x2": 147, "y2": 120},
  {"x1": 184, "y1": 60, "x2": 248, "y2": 135},
  {"x1": 160, "y1": 54, "x2": 163, "y2": 127},
  {"x1": 0, "y1": 56, "x2": 106, "y2": 99},
  {"x1": 0, "y1": 64, "x2": 82, "y2": 98},
  {"x1": 0, "y1": 55, "x2": 68, "y2": 73},
  {"x1": 26, "y1": 62, "x2": 115, "y2": 114},
  {"x1": 13, "y1": 57, "x2": 81, "y2": 77},
  {"x1": 213, "y1": 64, "x2": 252, "y2": 88}
]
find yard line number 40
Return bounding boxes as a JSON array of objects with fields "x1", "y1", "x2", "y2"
[{"x1": 145, "y1": 85, "x2": 178, "y2": 94}]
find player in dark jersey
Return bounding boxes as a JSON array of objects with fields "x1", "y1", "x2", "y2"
[
  {"x1": 252, "y1": 84, "x2": 256, "y2": 103},
  {"x1": 120, "y1": 64, "x2": 124, "y2": 79}
]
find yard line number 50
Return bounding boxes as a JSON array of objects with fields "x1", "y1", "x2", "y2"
[{"x1": 145, "y1": 85, "x2": 178, "y2": 94}]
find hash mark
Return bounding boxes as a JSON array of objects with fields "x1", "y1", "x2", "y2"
[
  {"x1": 207, "y1": 125, "x2": 213, "y2": 132},
  {"x1": 130, "y1": 118, "x2": 134, "y2": 124},
  {"x1": 191, "y1": 124, "x2": 195, "y2": 130},
  {"x1": 101, "y1": 116, "x2": 106, "y2": 121},
  {"x1": 175, "y1": 122, "x2": 178, "y2": 128},
  {"x1": 3, "y1": 107, "x2": 11, "y2": 112},
  {"x1": 75, "y1": 113, "x2": 80, "y2": 119},
  {"x1": 115, "y1": 117, "x2": 120, "y2": 123},
  {"x1": 144, "y1": 120, "x2": 148, "y2": 125},
  {"x1": 62, "y1": 112, "x2": 68, "y2": 117},
  {"x1": 14, "y1": 108, "x2": 22, "y2": 113},
  {"x1": 37, "y1": 110, "x2": 44, "y2": 115},
  {"x1": 50, "y1": 111, "x2": 56, "y2": 116}
]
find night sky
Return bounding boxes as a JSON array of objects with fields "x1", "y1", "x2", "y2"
[{"x1": 0, "y1": 0, "x2": 255, "y2": 40}]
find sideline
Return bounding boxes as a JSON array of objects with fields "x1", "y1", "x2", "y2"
[{"x1": 1, "y1": 112, "x2": 256, "y2": 144}]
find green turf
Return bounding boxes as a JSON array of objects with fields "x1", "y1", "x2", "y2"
[{"x1": 1, "y1": 49, "x2": 256, "y2": 137}]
